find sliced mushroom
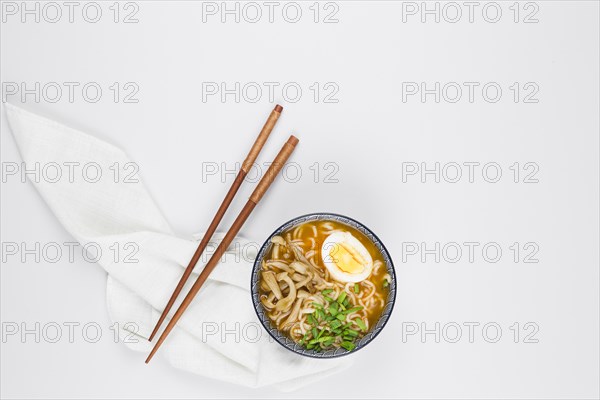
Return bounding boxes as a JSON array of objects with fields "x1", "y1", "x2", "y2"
[
  {"x1": 294, "y1": 273, "x2": 312, "y2": 289},
  {"x1": 288, "y1": 241, "x2": 311, "y2": 265},
  {"x1": 266, "y1": 260, "x2": 293, "y2": 273},
  {"x1": 284, "y1": 297, "x2": 304, "y2": 327},
  {"x1": 271, "y1": 235, "x2": 286, "y2": 246},
  {"x1": 262, "y1": 271, "x2": 282, "y2": 299},
  {"x1": 291, "y1": 273, "x2": 305, "y2": 282},
  {"x1": 290, "y1": 261, "x2": 308, "y2": 275},
  {"x1": 275, "y1": 273, "x2": 297, "y2": 311},
  {"x1": 260, "y1": 294, "x2": 276, "y2": 309}
]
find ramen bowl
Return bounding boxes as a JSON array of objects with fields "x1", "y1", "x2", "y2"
[{"x1": 251, "y1": 213, "x2": 396, "y2": 358}]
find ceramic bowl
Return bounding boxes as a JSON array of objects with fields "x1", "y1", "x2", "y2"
[{"x1": 250, "y1": 213, "x2": 396, "y2": 358}]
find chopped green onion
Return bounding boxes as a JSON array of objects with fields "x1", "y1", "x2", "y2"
[
  {"x1": 315, "y1": 309, "x2": 325, "y2": 320},
  {"x1": 383, "y1": 280, "x2": 389, "y2": 288},
  {"x1": 355, "y1": 318, "x2": 367, "y2": 331},
  {"x1": 341, "y1": 306, "x2": 363, "y2": 315},
  {"x1": 309, "y1": 336, "x2": 333, "y2": 345},
  {"x1": 340, "y1": 341, "x2": 356, "y2": 351},
  {"x1": 316, "y1": 328, "x2": 327, "y2": 340},
  {"x1": 344, "y1": 329, "x2": 359, "y2": 337},
  {"x1": 300, "y1": 291, "x2": 366, "y2": 352},
  {"x1": 299, "y1": 332, "x2": 310, "y2": 345},
  {"x1": 328, "y1": 306, "x2": 338, "y2": 317},
  {"x1": 354, "y1": 283, "x2": 360, "y2": 293}
]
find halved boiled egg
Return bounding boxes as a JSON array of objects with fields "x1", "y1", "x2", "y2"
[{"x1": 321, "y1": 231, "x2": 373, "y2": 283}]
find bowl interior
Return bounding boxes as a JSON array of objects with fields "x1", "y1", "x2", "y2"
[{"x1": 251, "y1": 213, "x2": 397, "y2": 358}]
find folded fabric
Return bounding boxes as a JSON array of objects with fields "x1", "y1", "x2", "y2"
[{"x1": 4, "y1": 103, "x2": 350, "y2": 390}]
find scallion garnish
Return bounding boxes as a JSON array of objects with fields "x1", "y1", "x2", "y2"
[
  {"x1": 355, "y1": 318, "x2": 367, "y2": 331},
  {"x1": 341, "y1": 306, "x2": 363, "y2": 315},
  {"x1": 340, "y1": 341, "x2": 356, "y2": 351},
  {"x1": 344, "y1": 329, "x2": 359, "y2": 337},
  {"x1": 301, "y1": 290, "x2": 365, "y2": 352}
]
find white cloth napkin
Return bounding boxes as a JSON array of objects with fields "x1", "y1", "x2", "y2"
[{"x1": 4, "y1": 103, "x2": 350, "y2": 390}]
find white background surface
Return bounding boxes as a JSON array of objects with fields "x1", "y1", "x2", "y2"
[{"x1": 1, "y1": 1, "x2": 599, "y2": 398}]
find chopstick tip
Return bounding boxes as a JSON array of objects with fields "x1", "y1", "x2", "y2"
[
  {"x1": 288, "y1": 135, "x2": 299, "y2": 146},
  {"x1": 274, "y1": 104, "x2": 283, "y2": 113}
]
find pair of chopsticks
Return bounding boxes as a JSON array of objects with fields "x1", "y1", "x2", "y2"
[{"x1": 146, "y1": 105, "x2": 298, "y2": 363}]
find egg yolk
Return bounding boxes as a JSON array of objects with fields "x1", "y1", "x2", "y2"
[{"x1": 329, "y1": 242, "x2": 366, "y2": 274}]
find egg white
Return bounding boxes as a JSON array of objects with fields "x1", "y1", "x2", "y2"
[{"x1": 321, "y1": 231, "x2": 373, "y2": 283}]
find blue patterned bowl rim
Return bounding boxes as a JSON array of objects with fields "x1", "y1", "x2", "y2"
[{"x1": 250, "y1": 212, "x2": 397, "y2": 359}]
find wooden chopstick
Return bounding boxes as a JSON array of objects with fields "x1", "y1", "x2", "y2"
[
  {"x1": 145, "y1": 135, "x2": 299, "y2": 363},
  {"x1": 148, "y1": 105, "x2": 283, "y2": 342}
]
